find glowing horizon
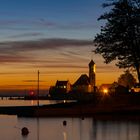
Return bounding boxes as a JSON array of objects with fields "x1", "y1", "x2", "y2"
[
  {"x1": 0, "y1": 41, "x2": 123, "y2": 91},
  {"x1": 0, "y1": 0, "x2": 125, "y2": 91}
]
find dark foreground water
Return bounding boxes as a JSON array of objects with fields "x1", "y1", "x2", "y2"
[
  {"x1": 0, "y1": 100, "x2": 140, "y2": 140},
  {"x1": 0, "y1": 115, "x2": 140, "y2": 140}
]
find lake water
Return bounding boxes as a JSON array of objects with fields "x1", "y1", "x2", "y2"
[
  {"x1": 0, "y1": 99, "x2": 65, "y2": 106},
  {"x1": 0, "y1": 100, "x2": 140, "y2": 140}
]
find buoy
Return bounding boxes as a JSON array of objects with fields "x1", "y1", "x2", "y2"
[
  {"x1": 81, "y1": 117, "x2": 85, "y2": 120},
  {"x1": 63, "y1": 120, "x2": 67, "y2": 126},
  {"x1": 21, "y1": 127, "x2": 29, "y2": 136}
]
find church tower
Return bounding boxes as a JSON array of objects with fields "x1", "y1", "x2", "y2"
[{"x1": 89, "y1": 60, "x2": 96, "y2": 90}]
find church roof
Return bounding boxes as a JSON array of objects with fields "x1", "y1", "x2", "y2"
[
  {"x1": 73, "y1": 74, "x2": 90, "y2": 86},
  {"x1": 89, "y1": 59, "x2": 95, "y2": 66},
  {"x1": 55, "y1": 80, "x2": 69, "y2": 86}
]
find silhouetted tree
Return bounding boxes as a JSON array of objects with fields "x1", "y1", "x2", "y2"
[
  {"x1": 94, "y1": 0, "x2": 140, "y2": 83},
  {"x1": 118, "y1": 70, "x2": 136, "y2": 88}
]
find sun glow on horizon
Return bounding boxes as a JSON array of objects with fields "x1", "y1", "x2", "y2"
[
  {"x1": 0, "y1": 62, "x2": 123, "y2": 91},
  {"x1": 0, "y1": 45, "x2": 123, "y2": 91}
]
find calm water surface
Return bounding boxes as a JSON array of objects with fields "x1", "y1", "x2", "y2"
[
  {"x1": 0, "y1": 100, "x2": 140, "y2": 140},
  {"x1": 0, "y1": 99, "x2": 64, "y2": 106}
]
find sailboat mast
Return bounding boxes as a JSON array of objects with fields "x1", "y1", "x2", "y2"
[{"x1": 37, "y1": 70, "x2": 39, "y2": 106}]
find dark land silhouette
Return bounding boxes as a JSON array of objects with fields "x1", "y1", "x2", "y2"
[{"x1": 0, "y1": 92, "x2": 140, "y2": 120}]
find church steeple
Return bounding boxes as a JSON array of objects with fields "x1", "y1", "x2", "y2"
[{"x1": 89, "y1": 59, "x2": 96, "y2": 90}]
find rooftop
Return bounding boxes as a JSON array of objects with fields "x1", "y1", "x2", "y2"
[{"x1": 73, "y1": 74, "x2": 89, "y2": 86}]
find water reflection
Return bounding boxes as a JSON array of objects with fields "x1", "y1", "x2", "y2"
[
  {"x1": 93, "y1": 120, "x2": 140, "y2": 140},
  {"x1": 0, "y1": 115, "x2": 140, "y2": 140},
  {"x1": 37, "y1": 118, "x2": 40, "y2": 140},
  {"x1": 93, "y1": 119, "x2": 97, "y2": 139},
  {"x1": 63, "y1": 132, "x2": 67, "y2": 140},
  {"x1": 0, "y1": 99, "x2": 65, "y2": 106}
]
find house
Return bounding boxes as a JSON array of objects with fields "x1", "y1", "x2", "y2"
[
  {"x1": 55, "y1": 80, "x2": 71, "y2": 93},
  {"x1": 99, "y1": 82, "x2": 129, "y2": 94}
]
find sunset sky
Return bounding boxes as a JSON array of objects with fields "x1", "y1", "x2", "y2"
[{"x1": 0, "y1": 0, "x2": 123, "y2": 92}]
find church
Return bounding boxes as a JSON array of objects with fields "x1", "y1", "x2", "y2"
[
  {"x1": 72, "y1": 59, "x2": 96, "y2": 93},
  {"x1": 49, "y1": 59, "x2": 96, "y2": 95}
]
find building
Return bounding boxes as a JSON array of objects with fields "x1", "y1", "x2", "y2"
[
  {"x1": 99, "y1": 84, "x2": 112, "y2": 94},
  {"x1": 49, "y1": 59, "x2": 96, "y2": 97},
  {"x1": 89, "y1": 59, "x2": 96, "y2": 88},
  {"x1": 73, "y1": 59, "x2": 96, "y2": 93},
  {"x1": 55, "y1": 80, "x2": 71, "y2": 94},
  {"x1": 99, "y1": 82, "x2": 129, "y2": 95},
  {"x1": 73, "y1": 74, "x2": 92, "y2": 93}
]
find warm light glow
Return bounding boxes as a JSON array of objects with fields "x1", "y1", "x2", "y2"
[
  {"x1": 94, "y1": 64, "x2": 96, "y2": 73},
  {"x1": 29, "y1": 91, "x2": 34, "y2": 96},
  {"x1": 31, "y1": 100, "x2": 35, "y2": 106},
  {"x1": 88, "y1": 84, "x2": 92, "y2": 92},
  {"x1": 103, "y1": 88, "x2": 108, "y2": 94}
]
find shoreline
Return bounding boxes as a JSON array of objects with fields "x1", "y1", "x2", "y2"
[
  {"x1": 0, "y1": 94, "x2": 140, "y2": 120},
  {"x1": 0, "y1": 101, "x2": 140, "y2": 120}
]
